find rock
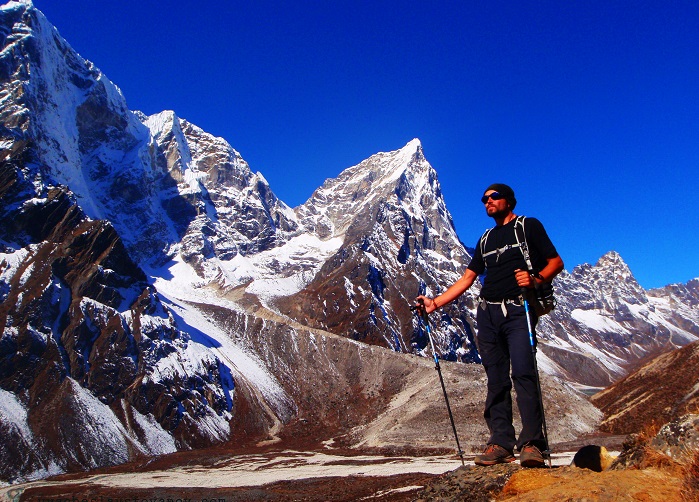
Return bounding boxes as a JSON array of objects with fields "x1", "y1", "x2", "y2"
[
  {"x1": 572, "y1": 445, "x2": 616, "y2": 472},
  {"x1": 415, "y1": 464, "x2": 520, "y2": 501}
]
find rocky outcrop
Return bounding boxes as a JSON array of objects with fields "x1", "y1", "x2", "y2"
[{"x1": 418, "y1": 416, "x2": 699, "y2": 501}]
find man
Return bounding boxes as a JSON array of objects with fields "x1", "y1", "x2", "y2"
[{"x1": 416, "y1": 183, "x2": 564, "y2": 468}]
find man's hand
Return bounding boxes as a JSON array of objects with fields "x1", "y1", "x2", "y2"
[
  {"x1": 413, "y1": 269, "x2": 477, "y2": 314},
  {"x1": 515, "y1": 269, "x2": 536, "y2": 289},
  {"x1": 414, "y1": 295, "x2": 438, "y2": 314}
]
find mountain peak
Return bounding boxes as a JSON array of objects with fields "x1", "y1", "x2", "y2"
[
  {"x1": 2, "y1": 0, "x2": 33, "y2": 12},
  {"x1": 600, "y1": 250, "x2": 622, "y2": 260},
  {"x1": 402, "y1": 137, "x2": 422, "y2": 152},
  {"x1": 356, "y1": 138, "x2": 427, "y2": 187},
  {"x1": 596, "y1": 250, "x2": 631, "y2": 274},
  {"x1": 295, "y1": 139, "x2": 438, "y2": 239}
]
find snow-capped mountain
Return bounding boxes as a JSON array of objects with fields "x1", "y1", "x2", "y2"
[
  {"x1": 0, "y1": 0, "x2": 175, "y2": 262},
  {"x1": 0, "y1": 0, "x2": 298, "y2": 271},
  {"x1": 0, "y1": 1, "x2": 293, "y2": 483},
  {"x1": 0, "y1": 152, "x2": 235, "y2": 481},
  {"x1": 277, "y1": 139, "x2": 480, "y2": 360},
  {"x1": 536, "y1": 252, "x2": 699, "y2": 388},
  {"x1": 142, "y1": 110, "x2": 300, "y2": 276},
  {"x1": 1, "y1": 0, "x2": 698, "y2": 486}
]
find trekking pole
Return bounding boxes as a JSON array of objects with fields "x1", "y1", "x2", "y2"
[
  {"x1": 411, "y1": 299, "x2": 465, "y2": 466},
  {"x1": 521, "y1": 288, "x2": 552, "y2": 468}
]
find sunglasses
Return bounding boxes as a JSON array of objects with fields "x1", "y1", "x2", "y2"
[{"x1": 481, "y1": 192, "x2": 505, "y2": 204}]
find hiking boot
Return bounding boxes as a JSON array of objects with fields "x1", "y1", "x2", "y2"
[
  {"x1": 474, "y1": 444, "x2": 516, "y2": 466},
  {"x1": 520, "y1": 443, "x2": 546, "y2": 467}
]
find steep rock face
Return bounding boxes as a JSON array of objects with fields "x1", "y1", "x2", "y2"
[
  {"x1": 0, "y1": 1, "x2": 175, "y2": 262},
  {"x1": 0, "y1": 147, "x2": 240, "y2": 483},
  {"x1": 0, "y1": 2, "x2": 296, "y2": 483},
  {"x1": 277, "y1": 140, "x2": 480, "y2": 361},
  {"x1": 141, "y1": 111, "x2": 299, "y2": 278},
  {"x1": 0, "y1": 1, "x2": 297, "y2": 272}
]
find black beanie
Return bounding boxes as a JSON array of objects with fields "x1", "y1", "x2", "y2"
[{"x1": 485, "y1": 183, "x2": 517, "y2": 210}]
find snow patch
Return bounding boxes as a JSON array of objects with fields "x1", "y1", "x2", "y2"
[
  {"x1": 68, "y1": 380, "x2": 143, "y2": 466},
  {"x1": 130, "y1": 407, "x2": 177, "y2": 456},
  {"x1": 571, "y1": 309, "x2": 629, "y2": 334},
  {"x1": 0, "y1": 388, "x2": 32, "y2": 442},
  {"x1": 217, "y1": 234, "x2": 344, "y2": 300},
  {"x1": 161, "y1": 294, "x2": 295, "y2": 422}
]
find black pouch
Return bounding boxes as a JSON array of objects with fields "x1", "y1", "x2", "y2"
[{"x1": 526, "y1": 281, "x2": 556, "y2": 316}]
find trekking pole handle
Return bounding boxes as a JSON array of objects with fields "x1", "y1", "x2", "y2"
[
  {"x1": 416, "y1": 298, "x2": 429, "y2": 324},
  {"x1": 411, "y1": 299, "x2": 439, "y2": 365}
]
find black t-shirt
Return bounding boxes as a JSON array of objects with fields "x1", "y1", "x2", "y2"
[{"x1": 467, "y1": 216, "x2": 558, "y2": 301}]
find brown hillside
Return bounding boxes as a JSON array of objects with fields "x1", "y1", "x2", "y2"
[{"x1": 592, "y1": 340, "x2": 699, "y2": 434}]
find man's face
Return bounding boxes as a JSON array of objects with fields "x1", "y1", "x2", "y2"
[{"x1": 482, "y1": 190, "x2": 510, "y2": 218}]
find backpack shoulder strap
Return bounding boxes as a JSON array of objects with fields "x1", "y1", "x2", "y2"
[
  {"x1": 481, "y1": 219, "x2": 526, "y2": 264},
  {"x1": 479, "y1": 227, "x2": 494, "y2": 259},
  {"x1": 513, "y1": 215, "x2": 535, "y2": 272}
]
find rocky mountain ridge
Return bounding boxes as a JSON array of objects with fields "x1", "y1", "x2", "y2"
[
  {"x1": 1, "y1": 0, "x2": 698, "y2": 486},
  {"x1": 276, "y1": 139, "x2": 480, "y2": 360},
  {"x1": 0, "y1": 144, "x2": 245, "y2": 482},
  {"x1": 534, "y1": 251, "x2": 699, "y2": 388}
]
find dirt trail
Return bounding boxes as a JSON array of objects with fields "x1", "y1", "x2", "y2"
[
  {"x1": 6, "y1": 447, "x2": 692, "y2": 502},
  {"x1": 0, "y1": 449, "x2": 577, "y2": 502}
]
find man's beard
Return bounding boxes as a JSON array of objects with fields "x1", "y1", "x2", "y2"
[{"x1": 487, "y1": 206, "x2": 510, "y2": 220}]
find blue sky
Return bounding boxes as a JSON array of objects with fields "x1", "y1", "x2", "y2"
[{"x1": 34, "y1": 1, "x2": 699, "y2": 289}]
